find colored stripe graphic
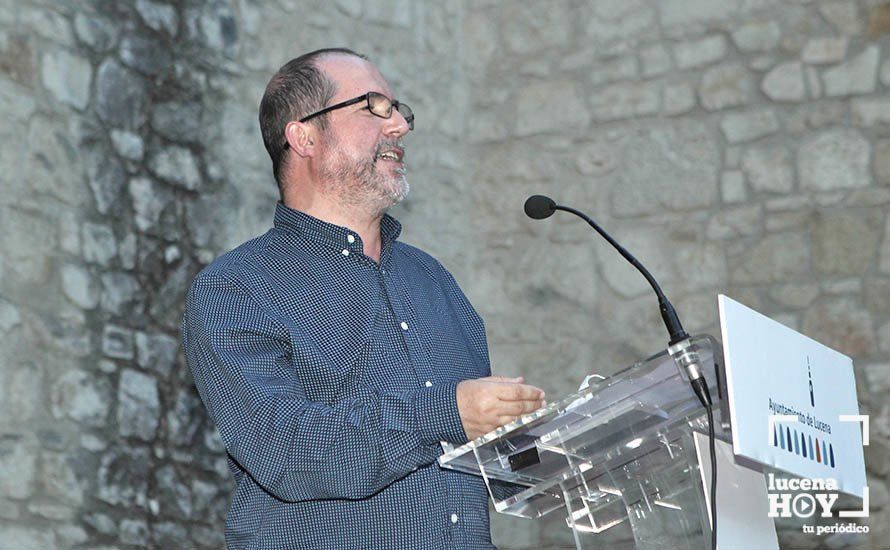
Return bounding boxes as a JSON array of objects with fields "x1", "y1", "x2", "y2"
[
  {"x1": 816, "y1": 437, "x2": 821, "y2": 463},
  {"x1": 829, "y1": 444, "x2": 835, "y2": 468},
  {"x1": 802, "y1": 432, "x2": 807, "y2": 458}
]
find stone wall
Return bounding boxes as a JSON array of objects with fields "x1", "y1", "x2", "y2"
[{"x1": 1, "y1": 0, "x2": 888, "y2": 548}]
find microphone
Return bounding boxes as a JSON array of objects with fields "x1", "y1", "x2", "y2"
[
  {"x1": 524, "y1": 195, "x2": 556, "y2": 219},
  {"x1": 522, "y1": 194, "x2": 711, "y2": 408}
]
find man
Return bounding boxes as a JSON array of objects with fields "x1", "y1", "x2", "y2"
[{"x1": 182, "y1": 48, "x2": 545, "y2": 549}]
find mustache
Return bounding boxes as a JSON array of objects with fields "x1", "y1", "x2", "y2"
[{"x1": 374, "y1": 140, "x2": 405, "y2": 156}]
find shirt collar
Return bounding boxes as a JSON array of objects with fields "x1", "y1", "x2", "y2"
[{"x1": 273, "y1": 202, "x2": 402, "y2": 254}]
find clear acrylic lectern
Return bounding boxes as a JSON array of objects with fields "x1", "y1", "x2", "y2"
[{"x1": 439, "y1": 335, "x2": 727, "y2": 550}]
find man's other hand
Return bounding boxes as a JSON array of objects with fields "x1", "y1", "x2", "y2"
[{"x1": 456, "y1": 376, "x2": 546, "y2": 441}]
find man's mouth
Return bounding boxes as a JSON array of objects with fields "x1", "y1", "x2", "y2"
[{"x1": 375, "y1": 147, "x2": 404, "y2": 162}]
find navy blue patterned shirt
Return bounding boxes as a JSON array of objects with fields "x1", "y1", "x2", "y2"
[{"x1": 182, "y1": 203, "x2": 495, "y2": 549}]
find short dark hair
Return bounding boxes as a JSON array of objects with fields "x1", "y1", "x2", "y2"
[{"x1": 259, "y1": 48, "x2": 368, "y2": 188}]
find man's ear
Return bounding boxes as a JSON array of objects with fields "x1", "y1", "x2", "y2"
[{"x1": 284, "y1": 121, "x2": 316, "y2": 157}]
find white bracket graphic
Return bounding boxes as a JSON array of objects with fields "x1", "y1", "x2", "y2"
[
  {"x1": 839, "y1": 414, "x2": 869, "y2": 446},
  {"x1": 838, "y1": 486, "x2": 869, "y2": 518}
]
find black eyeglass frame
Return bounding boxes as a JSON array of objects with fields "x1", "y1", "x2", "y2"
[{"x1": 298, "y1": 91, "x2": 414, "y2": 131}]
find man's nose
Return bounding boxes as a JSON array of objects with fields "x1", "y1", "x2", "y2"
[{"x1": 384, "y1": 109, "x2": 410, "y2": 137}]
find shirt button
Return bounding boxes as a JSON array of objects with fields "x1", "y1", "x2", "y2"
[
  {"x1": 400, "y1": 321, "x2": 409, "y2": 331},
  {"x1": 450, "y1": 513, "x2": 459, "y2": 524},
  {"x1": 347, "y1": 234, "x2": 355, "y2": 243},
  {"x1": 341, "y1": 249, "x2": 349, "y2": 256},
  {"x1": 425, "y1": 380, "x2": 433, "y2": 387}
]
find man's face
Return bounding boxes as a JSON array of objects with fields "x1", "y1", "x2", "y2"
[{"x1": 314, "y1": 56, "x2": 411, "y2": 211}]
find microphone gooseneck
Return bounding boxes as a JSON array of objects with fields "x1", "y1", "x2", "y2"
[
  {"x1": 525, "y1": 193, "x2": 717, "y2": 549},
  {"x1": 524, "y1": 195, "x2": 689, "y2": 347}
]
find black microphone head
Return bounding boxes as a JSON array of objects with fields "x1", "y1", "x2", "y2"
[{"x1": 524, "y1": 195, "x2": 557, "y2": 219}]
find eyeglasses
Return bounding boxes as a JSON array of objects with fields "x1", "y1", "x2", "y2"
[{"x1": 299, "y1": 91, "x2": 414, "y2": 131}]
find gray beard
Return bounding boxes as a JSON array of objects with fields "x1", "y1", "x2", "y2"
[{"x1": 319, "y1": 145, "x2": 409, "y2": 215}]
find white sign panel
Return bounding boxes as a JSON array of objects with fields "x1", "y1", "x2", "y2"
[{"x1": 718, "y1": 295, "x2": 866, "y2": 498}]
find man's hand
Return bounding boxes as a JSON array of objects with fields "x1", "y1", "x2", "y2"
[{"x1": 456, "y1": 376, "x2": 546, "y2": 441}]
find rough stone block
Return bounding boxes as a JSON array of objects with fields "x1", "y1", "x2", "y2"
[
  {"x1": 85, "y1": 150, "x2": 127, "y2": 215},
  {"x1": 719, "y1": 108, "x2": 780, "y2": 144},
  {"x1": 167, "y1": 388, "x2": 203, "y2": 446},
  {"x1": 769, "y1": 284, "x2": 820, "y2": 310},
  {"x1": 700, "y1": 64, "x2": 754, "y2": 111},
  {"x1": 97, "y1": 446, "x2": 151, "y2": 507},
  {"x1": 819, "y1": 1, "x2": 863, "y2": 35},
  {"x1": 148, "y1": 146, "x2": 201, "y2": 190},
  {"x1": 501, "y1": 0, "x2": 571, "y2": 54},
  {"x1": 515, "y1": 80, "x2": 590, "y2": 135},
  {"x1": 852, "y1": 98, "x2": 890, "y2": 127},
  {"x1": 876, "y1": 140, "x2": 890, "y2": 186},
  {"x1": 50, "y1": 369, "x2": 110, "y2": 427},
  {"x1": 152, "y1": 522, "x2": 189, "y2": 547},
  {"x1": 100, "y1": 272, "x2": 141, "y2": 316},
  {"x1": 590, "y1": 80, "x2": 659, "y2": 121},
  {"x1": 865, "y1": 364, "x2": 890, "y2": 400},
  {"x1": 880, "y1": 216, "x2": 890, "y2": 274},
  {"x1": 135, "y1": 331, "x2": 178, "y2": 377},
  {"x1": 73, "y1": 12, "x2": 117, "y2": 52},
  {"x1": 731, "y1": 232, "x2": 810, "y2": 284},
  {"x1": 801, "y1": 37, "x2": 848, "y2": 65},
  {"x1": 41, "y1": 50, "x2": 92, "y2": 110},
  {"x1": 608, "y1": 122, "x2": 718, "y2": 216},
  {"x1": 96, "y1": 60, "x2": 147, "y2": 129},
  {"x1": 674, "y1": 35, "x2": 726, "y2": 69},
  {"x1": 585, "y1": 1, "x2": 657, "y2": 56},
  {"x1": 155, "y1": 464, "x2": 193, "y2": 517},
  {"x1": 41, "y1": 452, "x2": 84, "y2": 506},
  {"x1": 102, "y1": 324, "x2": 134, "y2": 360},
  {"x1": 803, "y1": 299, "x2": 876, "y2": 358},
  {"x1": 0, "y1": 526, "x2": 55, "y2": 550},
  {"x1": 589, "y1": 56, "x2": 638, "y2": 86},
  {"x1": 60, "y1": 263, "x2": 98, "y2": 309},
  {"x1": 54, "y1": 525, "x2": 88, "y2": 547},
  {"x1": 118, "y1": 369, "x2": 160, "y2": 441},
  {"x1": 721, "y1": 170, "x2": 747, "y2": 203},
  {"x1": 640, "y1": 43, "x2": 671, "y2": 77},
  {"x1": 741, "y1": 143, "x2": 794, "y2": 195},
  {"x1": 120, "y1": 518, "x2": 150, "y2": 546},
  {"x1": 136, "y1": 0, "x2": 179, "y2": 35},
  {"x1": 813, "y1": 210, "x2": 882, "y2": 276},
  {"x1": 120, "y1": 34, "x2": 173, "y2": 76},
  {"x1": 705, "y1": 205, "x2": 762, "y2": 240},
  {"x1": 151, "y1": 101, "x2": 203, "y2": 143},
  {"x1": 0, "y1": 437, "x2": 36, "y2": 499},
  {"x1": 662, "y1": 80, "x2": 696, "y2": 114},
  {"x1": 27, "y1": 501, "x2": 73, "y2": 520},
  {"x1": 822, "y1": 45, "x2": 879, "y2": 97},
  {"x1": 119, "y1": 233, "x2": 137, "y2": 270},
  {"x1": 731, "y1": 20, "x2": 781, "y2": 52},
  {"x1": 129, "y1": 176, "x2": 175, "y2": 233},
  {"x1": 799, "y1": 129, "x2": 870, "y2": 191},
  {"x1": 81, "y1": 222, "x2": 116, "y2": 266},
  {"x1": 761, "y1": 61, "x2": 806, "y2": 102},
  {"x1": 110, "y1": 130, "x2": 144, "y2": 161}
]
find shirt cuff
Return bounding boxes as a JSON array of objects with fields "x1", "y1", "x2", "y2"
[{"x1": 414, "y1": 381, "x2": 468, "y2": 446}]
